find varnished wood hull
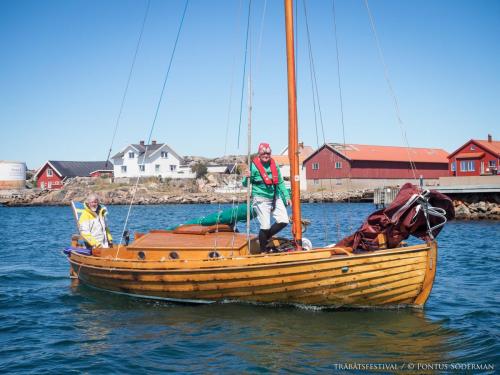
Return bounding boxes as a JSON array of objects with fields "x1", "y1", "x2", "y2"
[{"x1": 68, "y1": 241, "x2": 437, "y2": 308}]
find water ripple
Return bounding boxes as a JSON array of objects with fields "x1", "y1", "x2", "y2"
[{"x1": 0, "y1": 204, "x2": 499, "y2": 372}]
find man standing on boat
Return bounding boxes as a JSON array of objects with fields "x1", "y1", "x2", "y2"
[
  {"x1": 243, "y1": 143, "x2": 291, "y2": 252},
  {"x1": 78, "y1": 194, "x2": 113, "y2": 249}
]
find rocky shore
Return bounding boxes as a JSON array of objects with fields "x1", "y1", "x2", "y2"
[
  {"x1": 0, "y1": 183, "x2": 371, "y2": 206},
  {"x1": 453, "y1": 199, "x2": 500, "y2": 220},
  {"x1": 1, "y1": 177, "x2": 499, "y2": 220}
]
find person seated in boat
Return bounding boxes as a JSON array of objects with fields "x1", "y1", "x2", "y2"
[
  {"x1": 78, "y1": 194, "x2": 113, "y2": 249},
  {"x1": 243, "y1": 142, "x2": 291, "y2": 253}
]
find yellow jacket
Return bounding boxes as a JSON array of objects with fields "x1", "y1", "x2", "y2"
[{"x1": 78, "y1": 203, "x2": 113, "y2": 248}]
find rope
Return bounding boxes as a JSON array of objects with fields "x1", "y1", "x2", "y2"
[
  {"x1": 390, "y1": 190, "x2": 448, "y2": 240},
  {"x1": 419, "y1": 194, "x2": 448, "y2": 239},
  {"x1": 105, "y1": 0, "x2": 151, "y2": 168},
  {"x1": 117, "y1": 0, "x2": 190, "y2": 254},
  {"x1": 237, "y1": 0, "x2": 252, "y2": 148},
  {"x1": 363, "y1": 0, "x2": 418, "y2": 181}
]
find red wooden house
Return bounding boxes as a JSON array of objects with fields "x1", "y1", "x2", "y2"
[
  {"x1": 447, "y1": 135, "x2": 499, "y2": 176},
  {"x1": 303, "y1": 143, "x2": 449, "y2": 190},
  {"x1": 34, "y1": 161, "x2": 113, "y2": 190}
]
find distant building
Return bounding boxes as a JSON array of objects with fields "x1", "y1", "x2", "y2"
[
  {"x1": 206, "y1": 164, "x2": 238, "y2": 174},
  {"x1": 447, "y1": 135, "x2": 499, "y2": 176},
  {"x1": 303, "y1": 143, "x2": 449, "y2": 190},
  {"x1": 34, "y1": 161, "x2": 113, "y2": 190},
  {"x1": 111, "y1": 140, "x2": 195, "y2": 179},
  {"x1": 275, "y1": 142, "x2": 314, "y2": 191},
  {"x1": 0, "y1": 161, "x2": 26, "y2": 190}
]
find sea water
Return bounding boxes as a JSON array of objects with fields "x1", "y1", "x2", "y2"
[{"x1": 0, "y1": 204, "x2": 498, "y2": 373}]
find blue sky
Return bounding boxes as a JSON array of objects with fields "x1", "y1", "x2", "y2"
[{"x1": 1, "y1": 0, "x2": 499, "y2": 169}]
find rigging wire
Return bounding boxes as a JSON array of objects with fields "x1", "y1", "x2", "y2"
[
  {"x1": 236, "y1": 0, "x2": 252, "y2": 149},
  {"x1": 246, "y1": 74, "x2": 253, "y2": 247},
  {"x1": 223, "y1": 0, "x2": 244, "y2": 156},
  {"x1": 332, "y1": 0, "x2": 346, "y2": 150},
  {"x1": 363, "y1": 0, "x2": 418, "y2": 181},
  {"x1": 305, "y1": 0, "x2": 349, "y2": 244},
  {"x1": 302, "y1": 0, "x2": 330, "y2": 244},
  {"x1": 254, "y1": 0, "x2": 268, "y2": 79},
  {"x1": 117, "y1": 0, "x2": 190, "y2": 251},
  {"x1": 331, "y1": 0, "x2": 353, "y2": 237},
  {"x1": 245, "y1": 0, "x2": 253, "y2": 247},
  {"x1": 221, "y1": 0, "x2": 244, "y2": 253},
  {"x1": 105, "y1": 0, "x2": 151, "y2": 168}
]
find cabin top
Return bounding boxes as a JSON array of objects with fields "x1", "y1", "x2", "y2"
[{"x1": 127, "y1": 229, "x2": 254, "y2": 251}]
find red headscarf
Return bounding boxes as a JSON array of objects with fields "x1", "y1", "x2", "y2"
[{"x1": 258, "y1": 142, "x2": 272, "y2": 155}]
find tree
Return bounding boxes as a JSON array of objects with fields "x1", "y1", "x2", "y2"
[{"x1": 191, "y1": 162, "x2": 208, "y2": 179}]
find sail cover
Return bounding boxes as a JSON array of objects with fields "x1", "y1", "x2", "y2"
[
  {"x1": 337, "y1": 183, "x2": 455, "y2": 251},
  {"x1": 168, "y1": 204, "x2": 254, "y2": 230}
]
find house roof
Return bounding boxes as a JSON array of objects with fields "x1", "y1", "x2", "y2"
[
  {"x1": 35, "y1": 161, "x2": 113, "y2": 178},
  {"x1": 471, "y1": 140, "x2": 500, "y2": 156},
  {"x1": 455, "y1": 152, "x2": 485, "y2": 159},
  {"x1": 448, "y1": 139, "x2": 500, "y2": 159},
  {"x1": 280, "y1": 144, "x2": 315, "y2": 158},
  {"x1": 304, "y1": 143, "x2": 449, "y2": 164},
  {"x1": 275, "y1": 144, "x2": 314, "y2": 165},
  {"x1": 273, "y1": 155, "x2": 309, "y2": 165},
  {"x1": 111, "y1": 143, "x2": 183, "y2": 162}
]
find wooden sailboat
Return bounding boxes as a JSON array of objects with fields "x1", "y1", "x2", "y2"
[{"x1": 66, "y1": 0, "x2": 447, "y2": 308}]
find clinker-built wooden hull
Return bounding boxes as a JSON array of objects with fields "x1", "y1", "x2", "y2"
[{"x1": 68, "y1": 233, "x2": 437, "y2": 308}]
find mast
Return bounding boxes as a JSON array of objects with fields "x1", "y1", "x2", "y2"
[{"x1": 284, "y1": 0, "x2": 302, "y2": 248}]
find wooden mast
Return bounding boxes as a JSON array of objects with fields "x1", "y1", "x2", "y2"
[{"x1": 284, "y1": 0, "x2": 302, "y2": 248}]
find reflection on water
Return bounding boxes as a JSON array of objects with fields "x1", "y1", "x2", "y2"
[{"x1": 73, "y1": 285, "x2": 457, "y2": 372}]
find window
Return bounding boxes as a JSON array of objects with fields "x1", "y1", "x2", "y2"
[
  {"x1": 470, "y1": 145, "x2": 476, "y2": 151},
  {"x1": 155, "y1": 164, "x2": 160, "y2": 172},
  {"x1": 128, "y1": 152, "x2": 134, "y2": 159},
  {"x1": 460, "y1": 160, "x2": 475, "y2": 172},
  {"x1": 47, "y1": 168, "x2": 53, "y2": 177},
  {"x1": 312, "y1": 163, "x2": 319, "y2": 170},
  {"x1": 121, "y1": 166, "x2": 127, "y2": 173},
  {"x1": 161, "y1": 151, "x2": 168, "y2": 158},
  {"x1": 313, "y1": 179, "x2": 319, "y2": 185},
  {"x1": 451, "y1": 161, "x2": 456, "y2": 172},
  {"x1": 139, "y1": 165, "x2": 145, "y2": 172},
  {"x1": 335, "y1": 162, "x2": 342, "y2": 169},
  {"x1": 489, "y1": 160, "x2": 497, "y2": 168},
  {"x1": 170, "y1": 165, "x2": 177, "y2": 171}
]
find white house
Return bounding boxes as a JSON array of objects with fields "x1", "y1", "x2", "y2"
[
  {"x1": 275, "y1": 142, "x2": 314, "y2": 191},
  {"x1": 112, "y1": 141, "x2": 195, "y2": 179}
]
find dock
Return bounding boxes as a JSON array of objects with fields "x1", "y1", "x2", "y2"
[{"x1": 432, "y1": 185, "x2": 500, "y2": 194}]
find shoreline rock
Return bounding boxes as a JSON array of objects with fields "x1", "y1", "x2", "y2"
[{"x1": 1, "y1": 179, "x2": 499, "y2": 220}]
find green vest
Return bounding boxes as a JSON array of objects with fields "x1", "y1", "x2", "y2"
[{"x1": 242, "y1": 161, "x2": 290, "y2": 202}]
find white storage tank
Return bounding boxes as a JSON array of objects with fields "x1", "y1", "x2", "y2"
[{"x1": 0, "y1": 161, "x2": 26, "y2": 190}]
